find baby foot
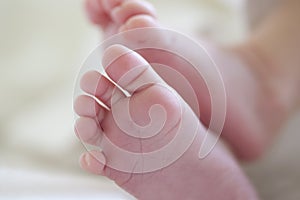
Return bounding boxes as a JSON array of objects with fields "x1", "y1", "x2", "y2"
[
  {"x1": 85, "y1": 0, "x2": 288, "y2": 160},
  {"x1": 85, "y1": 0, "x2": 157, "y2": 38},
  {"x1": 74, "y1": 44, "x2": 258, "y2": 200}
]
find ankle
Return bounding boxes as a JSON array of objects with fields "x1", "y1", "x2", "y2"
[
  {"x1": 248, "y1": 40, "x2": 298, "y2": 110},
  {"x1": 231, "y1": 41, "x2": 293, "y2": 135}
]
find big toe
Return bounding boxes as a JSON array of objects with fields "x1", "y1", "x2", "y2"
[{"x1": 102, "y1": 44, "x2": 165, "y2": 93}]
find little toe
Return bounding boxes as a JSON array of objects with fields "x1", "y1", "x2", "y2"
[
  {"x1": 80, "y1": 71, "x2": 125, "y2": 108},
  {"x1": 80, "y1": 151, "x2": 135, "y2": 185},
  {"x1": 111, "y1": 0, "x2": 156, "y2": 25},
  {"x1": 80, "y1": 151, "x2": 107, "y2": 175},
  {"x1": 75, "y1": 117, "x2": 103, "y2": 146},
  {"x1": 102, "y1": 44, "x2": 165, "y2": 94}
]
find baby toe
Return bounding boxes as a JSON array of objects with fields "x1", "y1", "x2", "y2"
[
  {"x1": 80, "y1": 151, "x2": 106, "y2": 175},
  {"x1": 74, "y1": 95, "x2": 100, "y2": 117},
  {"x1": 119, "y1": 14, "x2": 158, "y2": 32},
  {"x1": 75, "y1": 117, "x2": 103, "y2": 146},
  {"x1": 111, "y1": 0, "x2": 156, "y2": 25},
  {"x1": 85, "y1": 0, "x2": 111, "y2": 27},
  {"x1": 80, "y1": 71, "x2": 125, "y2": 108},
  {"x1": 102, "y1": 44, "x2": 165, "y2": 94}
]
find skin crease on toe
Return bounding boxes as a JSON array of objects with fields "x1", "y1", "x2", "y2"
[{"x1": 80, "y1": 71, "x2": 122, "y2": 107}]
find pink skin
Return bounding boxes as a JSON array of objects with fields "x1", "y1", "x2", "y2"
[
  {"x1": 83, "y1": 0, "x2": 286, "y2": 160},
  {"x1": 74, "y1": 0, "x2": 300, "y2": 198},
  {"x1": 74, "y1": 44, "x2": 258, "y2": 200}
]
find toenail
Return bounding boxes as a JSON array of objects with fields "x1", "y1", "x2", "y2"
[
  {"x1": 83, "y1": 152, "x2": 106, "y2": 172},
  {"x1": 84, "y1": 153, "x2": 91, "y2": 166},
  {"x1": 103, "y1": 0, "x2": 122, "y2": 11},
  {"x1": 124, "y1": 15, "x2": 156, "y2": 29}
]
